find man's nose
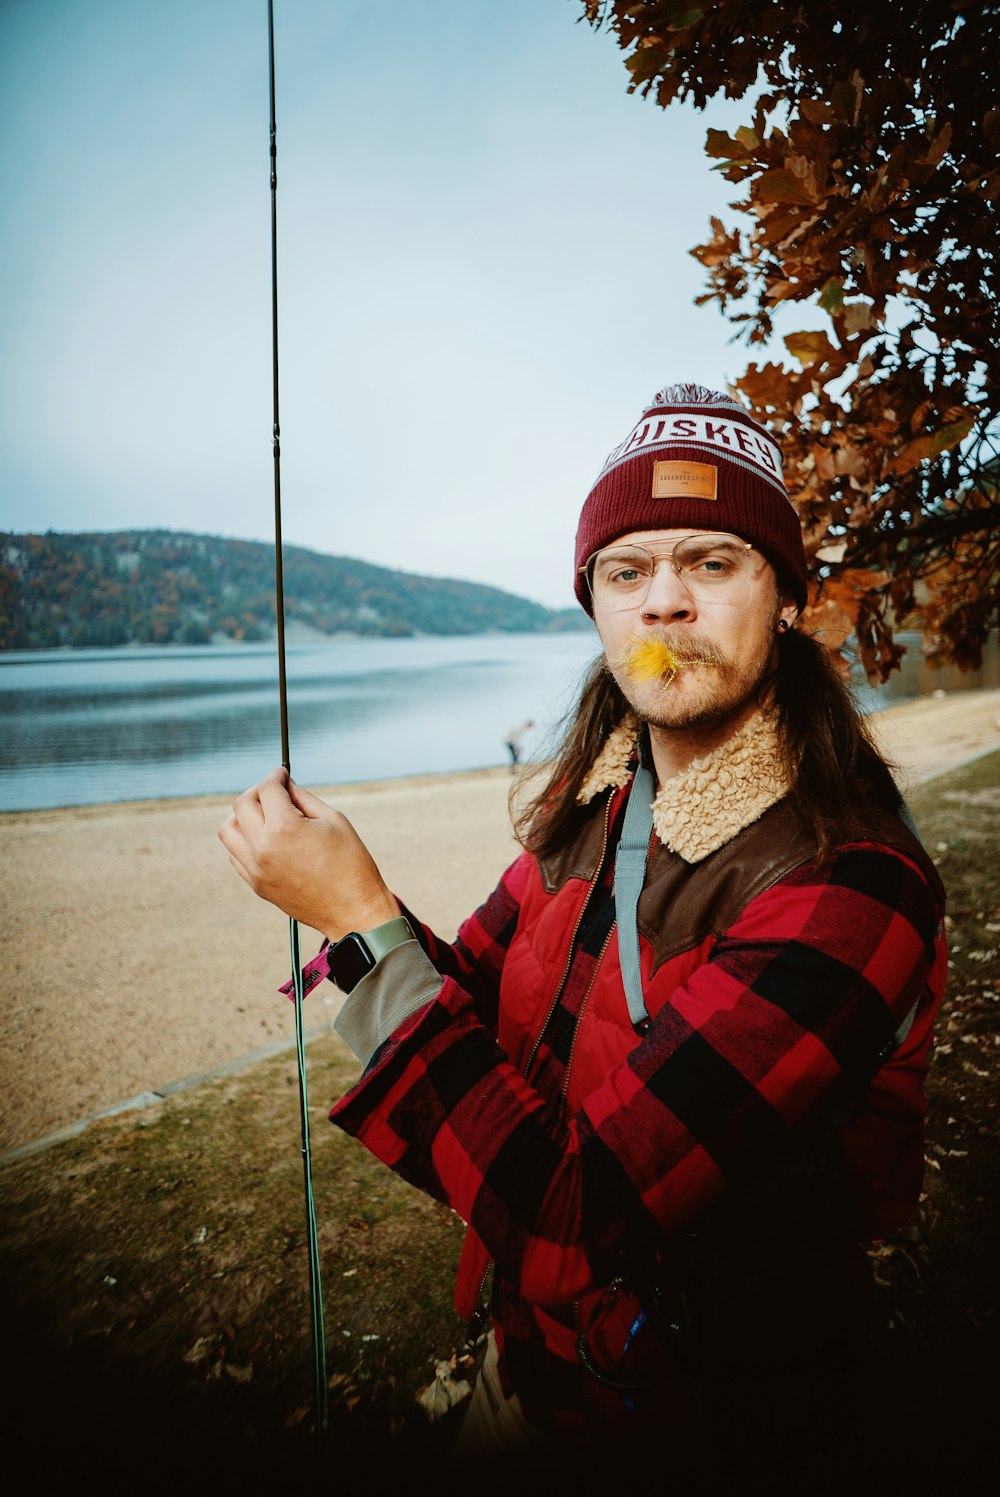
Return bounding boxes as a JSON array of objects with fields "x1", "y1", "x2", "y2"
[{"x1": 640, "y1": 559, "x2": 696, "y2": 620}]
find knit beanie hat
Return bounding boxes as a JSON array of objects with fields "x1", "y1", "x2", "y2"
[{"x1": 574, "y1": 383, "x2": 808, "y2": 611}]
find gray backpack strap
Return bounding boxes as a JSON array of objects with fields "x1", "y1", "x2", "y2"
[
  {"x1": 893, "y1": 997, "x2": 920, "y2": 1049},
  {"x1": 615, "y1": 779, "x2": 927, "y2": 1054},
  {"x1": 891, "y1": 795, "x2": 929, "y2": 1050},
  {"x1": 615, "y1": 759, "x2": 657, "y2": 1033},
  {"x1": 896, "y1": 797, "x2": 922, "y2": 844}
]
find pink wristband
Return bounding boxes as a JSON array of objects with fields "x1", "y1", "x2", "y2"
[{"x1": 278, "y1": 940, "x2": 330, "y2": 1002}]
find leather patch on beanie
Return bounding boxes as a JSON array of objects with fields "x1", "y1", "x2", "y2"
[{"x1": 652, "y1": 460, "x2": 718, "y2": 500}]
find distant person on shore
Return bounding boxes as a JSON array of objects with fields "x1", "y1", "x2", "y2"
[
  {"x1": 220, "y1": 383, "x2": 946, "y2": 1489},
  {"x1": 504, "y1": 719, "x2": 534, "y2": 772}
]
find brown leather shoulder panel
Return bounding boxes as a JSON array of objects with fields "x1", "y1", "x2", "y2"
[
  {"x1": 639, "y1": 800, "x2": 944, "y2": 974},
  {"x1": 639, "y1": 801, "x2": 817, "y2": 972},
  {"x1": 537, "y1": 789, "x2": 944, "y2": 966},
  {"x1": 536, "y1": 799, "x2": 611, "y2": 893}
]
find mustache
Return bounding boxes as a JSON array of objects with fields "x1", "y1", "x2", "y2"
[{"x1": 611, "y1": 631, "x2": 727, "y2": 686}]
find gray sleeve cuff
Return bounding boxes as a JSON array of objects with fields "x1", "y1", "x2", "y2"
[{"x1": 332, "y1": 940, "x2": 444, "y2": 1067}]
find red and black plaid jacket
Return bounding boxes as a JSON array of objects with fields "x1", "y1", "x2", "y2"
[{"x1": 330, "y1": 774, "x2": 946, "y2": 1437}]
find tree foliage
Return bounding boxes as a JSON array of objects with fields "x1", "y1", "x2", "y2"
[
  {"x1": 582, "y1": 0, "x2": 999, "y2": 678},
  {"x1": 0, "y1": 531, "x2": 588, "y2": 650}
]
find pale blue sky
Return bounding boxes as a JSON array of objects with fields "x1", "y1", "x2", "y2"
[{"x1": 1, "y1": 0, "x2": 796, "y2": 609}]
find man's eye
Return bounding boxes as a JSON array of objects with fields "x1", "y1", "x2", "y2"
[{"x1": 691, "y1": 556, "x2": 733, "y2": 576}]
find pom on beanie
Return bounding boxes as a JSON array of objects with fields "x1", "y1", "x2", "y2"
[{"x1": 574, "y1": 383, "x2": 808, "y2": 611}]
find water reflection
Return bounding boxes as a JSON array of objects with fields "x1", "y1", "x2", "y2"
[
  {"x1": 850, "y1": 631, "x2": 1000, "y2": 712},
  {"x1": 0, "y1": 633, "x2": 600, "y2": 809}
]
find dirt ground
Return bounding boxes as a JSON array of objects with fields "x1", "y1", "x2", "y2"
[{"x1": 0, "y1": 710, "x2": 997, "y2": 1492}]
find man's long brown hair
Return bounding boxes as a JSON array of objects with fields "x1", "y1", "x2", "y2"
[{"x1": 513, "y1": 628, "x2": 902, "y2": 863}]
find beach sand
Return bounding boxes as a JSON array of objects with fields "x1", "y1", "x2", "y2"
[{"x1": 2, "y1": 687, "x2": 998, "y2": 1155}]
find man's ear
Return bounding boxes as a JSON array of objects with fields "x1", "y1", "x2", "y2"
[{"x1": 777, "y1": 594, "x2": 799, "y2": 632}]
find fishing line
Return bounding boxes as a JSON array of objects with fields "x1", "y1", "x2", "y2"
[{"x1": 267, "y1": 0, "x2": 329, "y2": 1437}]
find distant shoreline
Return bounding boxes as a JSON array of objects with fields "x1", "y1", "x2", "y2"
[
  {"x1": 0, "y1": 527, "x2": 590, "y2": 650},
  {"x1": 0, "y1": 620, "x2": 596, "y2": 659}
]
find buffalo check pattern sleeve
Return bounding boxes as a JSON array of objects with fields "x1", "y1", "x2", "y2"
[
  {"x1": 394, "y1": 853, "x2": 534, "y2": 1038},
  {"x1": 329, "y1": 843, "x2": 942, "y2": 1307}
]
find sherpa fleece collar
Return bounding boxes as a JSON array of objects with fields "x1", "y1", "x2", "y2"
[{"x1": 577, "y1": 710, "x2": 789, "y2": 864}]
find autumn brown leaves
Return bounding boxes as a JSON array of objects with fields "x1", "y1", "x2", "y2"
[{"x1": 582, "y1": 1, "x2": 999, "y2": 683}]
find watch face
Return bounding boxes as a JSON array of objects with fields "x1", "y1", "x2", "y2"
[{"x1": 330, "y1": 934, "x2": 375, "y2": 993}]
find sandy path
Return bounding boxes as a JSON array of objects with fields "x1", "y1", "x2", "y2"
[
  {"x1": 2, "y1": 688, "x2": 998, "y2": 1154},
  {"x1": 865, "y1": 687, "x2": 1000, "y2": 791},
  {"x1": 1, "y1": 769, "x2": 520, "y2": 1153}
]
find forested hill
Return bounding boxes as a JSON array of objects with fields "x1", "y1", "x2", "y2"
[{"x1": 0, "y1": 530, "x2": 590, "y2": 649}]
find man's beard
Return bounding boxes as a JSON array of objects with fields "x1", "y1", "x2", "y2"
[{"x1": 607, "y1": 626, "x2": 774, "y2": 732}]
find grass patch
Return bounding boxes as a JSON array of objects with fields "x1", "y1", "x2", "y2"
[
  {"x1": 1, "y1": 1043, "x2": 466, "y2": 1491},
  {"x1": 860, "y1": 752, "x2": 1000, "y2": 1488}
]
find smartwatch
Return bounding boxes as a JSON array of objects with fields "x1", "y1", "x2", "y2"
[{"x1": 326, "y1": 915, "x2": 415, "y2": 993}]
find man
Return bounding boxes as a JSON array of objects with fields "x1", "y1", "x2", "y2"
[
  {"x1": 504, "y1": 718, "x2": 534, "y2": 771},
  {"x1": 220, "y1": 384, "x2": 946, "y2": 1489}
]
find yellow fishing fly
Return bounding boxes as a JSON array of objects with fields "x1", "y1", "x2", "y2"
[{"x1": 622, "y1": 638, "x2": 681, "y2": 686}]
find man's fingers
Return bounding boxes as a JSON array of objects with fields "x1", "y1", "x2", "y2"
[
  {"x1": 218, "y1": 812, "x2": 249, "y2": 864},
  {"x1": 226, "y1": 849, "x2": 253, "y2": 887},
  {"x1": 287, "y1": 779, "x2": 338, "y2": 821},
  {"x1": 230, "y1": 782, "x2": 266, "y2": 836},
  {"x1": 230, "y1": 771, "x2": 338, "y2": 829},
  {"x1": 257, "y1": 767, "x2": 302, "y2": 822},
  {"x1": 227, "y1": 768, "x2": 293, "y2": 839},
  {"x1": 217, "y1": 809, "x2": 253, "y2": 885}
]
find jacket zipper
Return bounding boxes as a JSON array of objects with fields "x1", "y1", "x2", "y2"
[
  {"x1": 464, "y1": 1263, "x2": 493, "y2": 1353},
  {"x1": 522, "y1": 795, "x2": 614, "y2": 1085},
  {"x1": 559, "y1": 797, "x2": 632, "y2": 1388},
  {"x1": 562, "y1": 919, "x2": 616, "y2": 1102},
  {"x1": 567, "y1": 918, "x2": 617, "y2": 1386},
  {"x1": 474, "y1": 793, "x2": 617, "y2": 1364}
]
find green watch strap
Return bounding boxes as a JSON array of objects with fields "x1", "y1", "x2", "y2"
[{"x1": 360, "y1": 915, "x2": 415, "y2": 964}]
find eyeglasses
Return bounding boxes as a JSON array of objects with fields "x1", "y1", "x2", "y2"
[{"x1": 580, "y1": 534, "x2": 755, "y2": 610}]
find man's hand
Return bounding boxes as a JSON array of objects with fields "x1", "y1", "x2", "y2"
[{"x1": 218, "y1": 768, "x2": 400, "y2": 941}]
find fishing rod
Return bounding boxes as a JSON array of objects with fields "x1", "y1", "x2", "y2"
[{"x1": 267, "y1": 0, "x2": 329, "y2": 1437}]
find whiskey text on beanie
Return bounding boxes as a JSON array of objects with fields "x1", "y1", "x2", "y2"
[{"x1": 574, "y1": 382, "x2": 808, "y2": 611}]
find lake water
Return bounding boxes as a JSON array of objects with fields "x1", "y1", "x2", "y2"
[
  {"x1": 0, "y1": 632, "x2": 599, "y2": 811},
  {"x1": 1, "y1": 630, "x2": 997, "y2": 812}
]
